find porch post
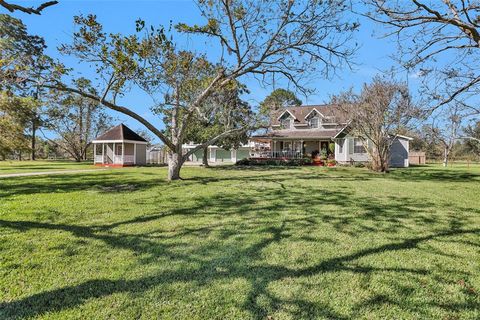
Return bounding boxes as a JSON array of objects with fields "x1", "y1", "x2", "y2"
[
  {"x1": 113, "y1": 142, "x2": 116, "y2": 164},
  {"x1": 122, "y1": 142, "x2": 124, "y2": 165},
  {"x1": 93, "y1": 143, "x2": 96, "y2": 163},
  {"x1": 102, "y1": 143, "x2": 105, "y2": 164},
  {"x1": 133, "y1": 143, "x2": 137, "y2": 165},
  {"x1": 300, "y1": 140, "x2": 303, "y2": 157}
]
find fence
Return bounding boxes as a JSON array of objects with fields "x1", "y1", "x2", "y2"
[
  {"x1": 409, "y1": 152, "x2": 426, "y2": 165},
  {"x1": 147, "y1": 149, "x2": 167, "y2": 164}
]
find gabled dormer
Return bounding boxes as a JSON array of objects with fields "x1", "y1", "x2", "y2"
[
  {"x1": 277, "y1": 109, "x2": 296, "y2": 129},
  {"x1": 305, "y1": 108, "x2": 322, "y2": 129},
  {"x1": 304, "y1": 108, "x2": 337, "y2": 129}
]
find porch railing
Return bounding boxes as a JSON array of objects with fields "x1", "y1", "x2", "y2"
[
  {"x1": 94, "y1": 155, "x2": 104, "y2": 163},
  {"x1": 113, "y1": 155, "x2": 135, "y2": 164},
  {"x1": 250, "y1": 150, "x2": 304, "y2": 159}
]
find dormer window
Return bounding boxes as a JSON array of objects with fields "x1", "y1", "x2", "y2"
[
  {"x1": 309, "y1": 117, "x2": 319, "y2": 128},
  {"x1": 277, "y1": 110, "x2": 296, "y2": 129},
  {"x1": 280, "y1": 118, "x2": 292, "y2": 129}
]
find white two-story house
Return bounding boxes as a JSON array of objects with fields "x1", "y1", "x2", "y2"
[{"x1": 251, "y1": 105, "x2": 412, "y2": 167}]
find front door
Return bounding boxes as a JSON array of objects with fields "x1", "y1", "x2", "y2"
[{"x1": 320, "y1": 141, "x2": 330, "y2": 156}]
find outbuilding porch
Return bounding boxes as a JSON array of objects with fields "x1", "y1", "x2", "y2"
[{"x1": 93, "y1": 142, "x2": 139, "y2": 166}]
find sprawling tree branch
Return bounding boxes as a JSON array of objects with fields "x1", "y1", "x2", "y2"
[
  {"x1": 363, "y1": 0, "x2": 480, "y2": 113},
  {"x1": 36, "y1": 81, "x2": 176, "y2": 150},
  {"x1": 0, "y1": 0, "x2": 58, "y2": 15}
]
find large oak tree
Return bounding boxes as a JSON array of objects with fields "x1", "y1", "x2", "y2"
[{"x1": 18, "y1": 0, "x2": 358, "y2": 180}]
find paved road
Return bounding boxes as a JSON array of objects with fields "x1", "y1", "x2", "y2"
[{"x1": 0, "y1": 169, "x2": 107, "y2": 179}]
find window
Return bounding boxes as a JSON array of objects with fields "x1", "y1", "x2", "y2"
[
  {"x1": 280, "y1": 118, "x2": 291, "y2": 129},
  {"x1": 338, "y1": 139, "x2": 344, "y2": 153},
  {"x1": 116, "y1": 144, "x2": 123, "y2": 155},
  {"x1": 309, "y1": 117, "x2": 319, "y2": 128},
  {"x1": 354, "y1": 138, "x2": 366, "y2": 154}
]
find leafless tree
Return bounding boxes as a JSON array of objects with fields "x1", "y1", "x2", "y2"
[
  {"x1": 0, "y1": 1, "x2": 58, "y2": 15},
  {"x1": 333, "y1": 76, "x2": 419, "y2": 172},
  {"x1": 363, "y1": 0, "x2": 480, "y2": 115},
  {"x1": 19, "y1": 0, "x2": 358, "y2": 180},
  {"x1": 426, "y1": 102, "x2": 471, "y2": 167}
]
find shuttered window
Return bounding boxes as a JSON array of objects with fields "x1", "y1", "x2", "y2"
[
  {"x1": 338, "y1": 139, "x2": 344, "y2": 153},
  {"x1": 354, "y1": 138, "x2": 366, "y2": 154}
]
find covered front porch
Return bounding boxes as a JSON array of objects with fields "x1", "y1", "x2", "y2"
[{"x1": 250, "y1": 138, "x2": 334, "y2": 160}]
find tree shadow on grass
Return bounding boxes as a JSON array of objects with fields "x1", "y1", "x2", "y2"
[
  {"x1": 1, "y1": 181, "x2": 479, "y2": 319},
  {"x1": 1, "y1": 215, "x2": 478, "y2": 319},
  {"x1": 389, "y1": 167, "x2": 480, "y2": 182},
  {"x1": 210, "y1": 165, "x2": 480, "y2": 183},
  {"x1": 1, "y1": 165, "x2": 479, "y2": 318},
  {"x1": 0, "y1": 171, "x2": 169, "y2": 199}
]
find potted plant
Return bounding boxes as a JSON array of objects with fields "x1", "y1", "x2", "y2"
[
  {"x1": 320, "y1": 149, "x2": 327, "y2": 160},
  {"x1": 327, "y1": 159, "x2": 337, "y2": 167}
]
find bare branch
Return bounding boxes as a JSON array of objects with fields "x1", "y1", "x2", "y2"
[{"x1": 0, "y1": 0, "x2": 58, "y2": 15}]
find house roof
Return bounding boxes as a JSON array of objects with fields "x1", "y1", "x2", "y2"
[
  {"x1": 254, "y1": 129, "x2": 341, "y2": 140},
  {"x1": 271, "y1": 104, "x2": 347, "y2": 126},
  {"x1": 93, "y1": 124, "x2": 147, "y2": 142}
]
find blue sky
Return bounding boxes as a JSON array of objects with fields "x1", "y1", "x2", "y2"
[{"x1": 8, "y1": 0, "x2": 419, "y2": 143}]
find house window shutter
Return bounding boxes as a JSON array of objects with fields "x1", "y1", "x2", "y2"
[{"x1": 348, "y1": 138, "x2": 354, "y2": 155}]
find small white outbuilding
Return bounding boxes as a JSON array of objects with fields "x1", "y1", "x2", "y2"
[{"x1": 92, "y1": 124, "x2": 147, "y2": 167}]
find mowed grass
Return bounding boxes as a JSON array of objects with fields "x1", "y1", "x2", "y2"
[
  {"x1": 0, "y1": 160, "x2": 96, "y2": 174},
  {"x1": 0, "y1": 164, "x2": 479, "y2": 319}
]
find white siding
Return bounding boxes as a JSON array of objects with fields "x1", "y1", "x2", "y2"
[
  {"x1": 135, "y1": 144, "x2": 147, "y2": 165},
  {"x1": 346, "y1": 137, "x2": 369, "y2": 162},
  {"x1": 334, "y1": 138, "x2": 347, "y2": 163},
  {"x1": 389, "y1": 137, "x2": 409, "y2": 167}
]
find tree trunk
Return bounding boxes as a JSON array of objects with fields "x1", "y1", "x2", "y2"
[
  {"x1": 31, "y1": 121, "x2": 36, "y2": 160},
  {"x1": 202, "y1": 147, "x2": 209, "y2": 167},
  {"x1": 443, "y1": 147, "x2": 449, "y2": 167},
  {"x1": 370, "y1": 147, "x2": 389, "y2": 173},
  {"x1": 167, "y1": 151, "x2": 183, "y2": 181}
]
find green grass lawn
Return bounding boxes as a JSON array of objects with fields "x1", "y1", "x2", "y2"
[
  {"x1": 0, "y1": 164, "x2": 479, "y2": 319},
  {"x1": 0, "y1": 160, "x2": 96, "y2": 174}
]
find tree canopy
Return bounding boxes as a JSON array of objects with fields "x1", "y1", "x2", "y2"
[{"x1": 13, "y1": 0, "x2": 358, "y2": 179}]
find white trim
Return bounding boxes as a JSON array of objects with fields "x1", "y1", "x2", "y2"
[
  {"x1": 209, "y1": 148, "x2": 216, "y2": 162},
  {"x1": 304, "y1": 108, "x2": 325, "y2": 119},
  {"x1": 333, "y1": 122, "x2": 351, "y2": 139},
  {"x1": 276, "y1": 109, "x2": 297, "y2": 120},
  {"x1": 92, "y1": 139, "x2": 148, "y2": 145},
  {"x1": 133, "y1": 143, "x2": 137, "y2": 165},
  {"x1": 181, "y1": 144, "x2": 250, "y2": 149},
  {"x1": 391, "y1": 134, "x2": 414, "y2": 141}
]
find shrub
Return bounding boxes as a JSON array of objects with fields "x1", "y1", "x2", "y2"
[
  {"x1": 327, "y1": 159, "x2": 337, "y2": 166},
  {"x1": 353, "y1": 162, "x2": 365, "y2": 168},
  {"x1": 235, "y1": 158, "x2": 250, "y2": 166},
  {"x1": 303, "y1": 157, "x2": 312, "y2": 165}
]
